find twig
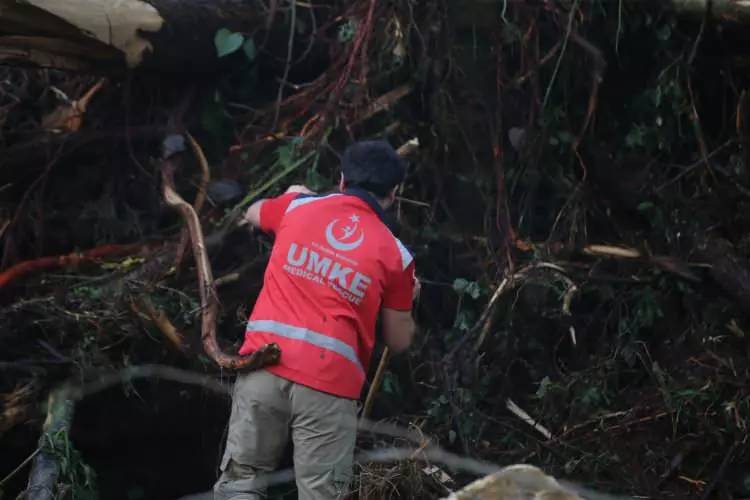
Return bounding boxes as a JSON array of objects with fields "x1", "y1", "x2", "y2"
[
  {"x1": 687, "y1": 2, "x2": 708, "y2": 67},
  {"x1": 214, "y1": 272, "x2": 240, "y2": 287},
  {"x1": 290, "y1": 1, "x2": 318, "y2": 66},
  {"x1": 272, "y1": 0, "x2": 297, "y2": 131},
  {"x1": 352, "y1": 83, "x2": 414, "y2": 125},
  {"x1": 583, "y1": 245, "x2": 641, "y2": 259},
  {"x1": 570, "y1": 32, "x2": 606, "y2": 180},
  {"x1": 1, "y1": 146, "x2": 63, "y2": 269},
  {"x1": 615, "y1": 0, "x2": 623, "y2": 55},
  {"x1": 0, "y1": 448, "x2": 40, "y2": 488},
  {"x1": 700, "y1": 441, "x2": 737, "y2": 500},
  {"x1": 131, "y1": 297, "x2": 187, "y2": 352},
  {"x1": 469, "y1": 262, "x2": 578, "y2": 353},
  {"x1": 512, "y1": 39, "x2": 563, "y2": 87},
  {"x1": 361, "y1": 347, "x2": 390, "y2": 420},
  {"x1": 542, "y1": 0, "x2": 581, "y2": 111},
  {"x1": 471, "y1": 275, "x2": 513, "y2": 353},
  {"x1": 653, "y1": 139, "x2": 734, "y2": 192},
  {"x1": 395, "y1": 196, "x2": 430, "y2": 208},
  {"x1": 224, "y1": 150, "x2": 316, "y2": 229},
  {"x1": 687, "y1": 77, "x2": 718, "y2": 182},
  {"x1": 505, "y1": 398, "x2": 552, "y2": 439},
  {"x1": 66, "y1": 365, "x2": 231, "y2": 400}
]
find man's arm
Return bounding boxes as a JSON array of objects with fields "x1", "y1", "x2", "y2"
[
  {"x1": 381, "y1": 275, "x2": 420, "y2": 353},
  {"x1": 241, "y1": 185, "x2": 315, "y2": 231},
  {"x1": 243, "y1": 199, "x2": 264, "y2": 229},
  {"x1": 381, "y1": 308, "x2": 416, "y2": 353}
]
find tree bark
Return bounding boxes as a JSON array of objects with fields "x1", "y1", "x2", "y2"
[
  {"x1": 672, "y1": 0, "x2": 750, "y2": 24},
  {"x1": 0, "y1": 0, "x2": 277, "y2": 72},
  {"x1": 25, "y1": 389, "x2": 74, "y2": 500}
]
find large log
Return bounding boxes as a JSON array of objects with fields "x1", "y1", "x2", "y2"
[
  {"x1": 0, "y1": 0, "x2": 284, "y2": 72},
  {"x1": 672, "y1": 0, "x2": 750, "y2": 24}
]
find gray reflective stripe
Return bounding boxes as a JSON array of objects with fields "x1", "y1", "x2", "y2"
[
  {"x1": 394, "y1": 238, "x2": 414, "y2": 270},
  {"x1": 285, "y1": 193, "x2": 342, "y2": 214},
  {"x1": 246, "y1": 320, "x2": 364, "y2": 374}
]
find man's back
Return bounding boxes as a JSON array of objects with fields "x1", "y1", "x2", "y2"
[{"x1": 239, "y1": 191, "x2": 414, "y2": 399}]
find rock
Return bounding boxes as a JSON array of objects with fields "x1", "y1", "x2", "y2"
[{"x1": 442, "y1": 464, "x2": 582, "y2": 500}]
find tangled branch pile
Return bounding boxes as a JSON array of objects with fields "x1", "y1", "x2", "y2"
[{"x1": 2, "y1": 0, "x2": 750, "y2": 498}]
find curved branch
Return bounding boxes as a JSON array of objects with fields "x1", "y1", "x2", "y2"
[
  {"x1": 160, "y1": 160, "x2": 280, "y2": 371},
  {"x1": 173, "y1": 131, "x2": 211, "y2": 272}
]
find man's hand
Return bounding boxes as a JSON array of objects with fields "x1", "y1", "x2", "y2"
[
  {"x1": 285, "y1": 185, "x2": 316, "y2": 195},
  {"x1": 241, "y1": 200, "x2": 263, "y2": 228},
  {"x1": 412, "y1": 276, "x2": 421, "y2": 302}
]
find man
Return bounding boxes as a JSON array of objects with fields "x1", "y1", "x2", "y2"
[{"x1": 214, "y1": 140, "x2": 419, "y2": 500}]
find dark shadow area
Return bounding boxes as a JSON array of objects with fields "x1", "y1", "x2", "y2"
[{"x1": 70, "y1": 380, "x2": 229, "y2": 500}]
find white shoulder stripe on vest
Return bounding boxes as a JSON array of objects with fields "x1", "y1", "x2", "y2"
[
  {"x1": 285, "y1": 193, "x2": 342, "y2": 214},
  {"x1": 395, "y1": 238, "x2": 414, "y2": 270}
]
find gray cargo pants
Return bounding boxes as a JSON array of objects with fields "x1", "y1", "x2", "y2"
[{"x1": 214, "y1": 370, "x2": 358, "y2": 500}]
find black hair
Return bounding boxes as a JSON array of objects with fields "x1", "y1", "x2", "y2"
[{"x1": 341, "y1": 140, "x2": 406, "y2": 198}]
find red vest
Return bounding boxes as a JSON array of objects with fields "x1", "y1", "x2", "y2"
[{"x1": 239, "y1": 192, "x2": 415, "y2": 399}]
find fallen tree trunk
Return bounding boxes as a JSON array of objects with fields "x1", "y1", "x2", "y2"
[
  {"x1": 25, "y1": 388, "x2": 74, "y2": 500},
  {"x1": 0, "y1": 0, "x2": 299, "y2": 72},
  {"x1": 672, "y1": 0, "x2": 750, "y2": 24}
]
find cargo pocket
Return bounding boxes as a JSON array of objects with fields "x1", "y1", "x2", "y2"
[{"x1": 229, "y1": 397, "x2": 290, "y2": 469}]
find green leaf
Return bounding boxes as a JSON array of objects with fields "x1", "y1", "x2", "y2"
[
  {"x1": 215, "y1": 28, "x2": 245, "y2": 58},
  {"x1": 277, "y1": 137, "x2": 304, "y2": 167},
  {"x1": 242, "y1": 38, "x2": 257, "y2": 62},
  {"x1": 277, "y1": 144, "x2": 294, "y2": 168},
  {"x1": 305, "y1": 166, "x2": 327, "y2": 191},
  {"x1": 453, "y1": 278, "x2": 481, "y2": 299},
  {"x1": 453, "y1": 309, "x2": 475, "y2": 331},
  {"x1": 656, "y1": 24, "x2": 671, "y2": 42},
  {"x1": 625, "y1": 124, "x2": 646, "y2": 148},
  {"x1": 382, "y1": 371, "x2": 400, "y2": 395},
  {"x1": 637, "y1": 201, "x2": 655, "y2": 212},
  {"x1": 557, "y1": 131, "x2": 574, "y2": 144},
  {"x1": 338, "y1": 19, "x2": 357, "y2": 43},
  {"x1": 453, "y1": 278, "x2": 470, "y2": 294},
  {"x1": 466, "y1": 281, "x2": 481, "y2": 300},
  {"x1": 536, "y1": 376, "x2": 552, "y2": 399}
]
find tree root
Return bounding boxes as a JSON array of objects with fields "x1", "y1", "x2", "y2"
[
  {"x1": 0, "y1": 244, "x2": 143, "y2": 289},
  {"x1": 160, "y1": 153, "x2": 280, "y2": 371},
  {"x1": 173, "y1": 131, "x2": 211, "y2": 274}
]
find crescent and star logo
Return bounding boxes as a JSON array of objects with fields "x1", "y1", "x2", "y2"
[{"x1": 325, "y1": 214, "x2": 364, "y2": 252}]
